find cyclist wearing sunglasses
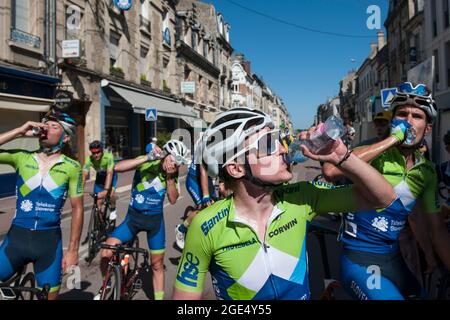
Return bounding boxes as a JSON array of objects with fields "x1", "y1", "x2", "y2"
[
  {"x1": 83, "y1": 140, "x2": 118, "y2": 220},
  {"x1": 0, "y1": 109, "x2": 84, "y2": 300},
  {"x1": 173, "y1": 107, "x2": 396, "y2": 300},
  {"x1": 323, "y1": 82, "x2": 450, "y2": 300},
  {"x1": 96, "y1": 139, "x2": 188, "y2": 300}
]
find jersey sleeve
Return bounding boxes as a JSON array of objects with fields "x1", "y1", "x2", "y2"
[
  {"x1": 421, "y1": 167, "x2": 440, "y2": 214},
  {"x1": 278, "y1": 182, "x2": 357, "y2": 219},
  {"x1": 68, "y1": 163, "x2": 84, "y2": 198},
  {"x1": 82, "y1": 156, "x2": 91, "y2": 172},
  {"x1": 174, "y1": 214, "x2": 211, "y2": 293},
  {"x1": 106, "y1": 153, "x2": 115, "y2": 171},
  {"x1": 0, "y1": 149, "x2": 25, "y2": 168}
]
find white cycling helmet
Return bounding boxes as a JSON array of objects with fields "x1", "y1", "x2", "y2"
[
  {"x1": 390, "y1": 82, "x2": 437, "y2": 123},
  {"x1": 201, "y1": 107, "x2": 274, "y2": 177},
  {"x1": 163, "y1": 139, "x2": 189, "y2": 165}
]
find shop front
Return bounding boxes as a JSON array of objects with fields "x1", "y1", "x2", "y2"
[
  {"x1": 0, "y1": 65, "x2": 60, "y2": 197},
  {"x1": 100, "y1": 80, "x2": 199, "y2": 159}
]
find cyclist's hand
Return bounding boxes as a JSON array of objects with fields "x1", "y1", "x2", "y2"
[
  {"x1": 62, "y1": 250, "x2": 78, "y2": 274},
  {"x1": 97, "y1": 190, "x2": 107, "y2": 199},
  {"x1": 17, "y1": 121, "x2": 47, "y2": 137},
  {"x1": 201, "y1": 195, "x2": 214, "y2": 207},
  {"x1": 390, "y1": 119, "x2": 411, "y2": 144},
  {"x1": 300, "y1": 135, "x2": 348, "y2": 166},
  {"x1": 163, "y1": 155, "x2": 177, "y2": 174}
]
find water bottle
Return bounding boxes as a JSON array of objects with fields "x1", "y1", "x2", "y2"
[
  {"x1": 403, "y1": 127, "x2": 416, "y2": 146},
  {"x1": 304, "y1": 115, "x2": 346, "y2": 153},
  {"x1": 286, "y1": 140, "x2": 308, "y2": 164}
]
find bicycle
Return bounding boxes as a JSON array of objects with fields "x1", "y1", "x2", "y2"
[
  {"x1": 97, "y1": 239, "x2": 150, "y2": 300},
  {"x1": 0, "y1": 267, "x2": 50, "y2": 300},
  {"x1": 83, "y1": 193, "x2": 116, "y2": 264},
  {"x1": 309, "y1": 218, "x2": 344, "y2": 300}
]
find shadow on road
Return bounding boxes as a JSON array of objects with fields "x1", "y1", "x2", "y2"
[{"x1": 58, "y1": 281, "x2": 95, "y2": 300}]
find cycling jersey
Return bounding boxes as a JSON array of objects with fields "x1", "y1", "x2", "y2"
[
  {"x1": 174, "y1": 181, "x2": 357, "y2": 300},
  {"x1": 83, "y1": 151, "x2": 117, "y2": 189},
  {"x1": 0, "y1": 150, "x2": 83, "y2": 230},
  {"x1": 128, "y1": 157, "x2": 178, "y2": 214},
  {"x1": 340, "y1": 147, "x2": 439, "y2": 254}
]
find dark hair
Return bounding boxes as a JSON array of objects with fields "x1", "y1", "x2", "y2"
[{"x1": 89, "y1": 140, "x2": 103, "y2": 150}]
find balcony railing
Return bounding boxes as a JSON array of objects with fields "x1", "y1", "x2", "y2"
[{"x1": 10, "y1": 28, "x2": 41, "y2": 48}]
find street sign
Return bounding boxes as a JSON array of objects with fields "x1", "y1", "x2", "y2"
[
  {"x1": 380, "y1": 88, "x2": 398, "y2": 109},
  {"x1": 146, "y1": 108, "x2": 157, "y2": 121},
  {"x1": 114, "y1": 0, "x2": 133, "y2": 11},
  {"x1": 54, "y1": 90, "x2": 73, "y2": 110},
  {"x1": 62, "y1": 39, "x2": 80, "y2": 58},
  {"x1": 181, "y1": 81, "x2": 195, "y2": 94}
]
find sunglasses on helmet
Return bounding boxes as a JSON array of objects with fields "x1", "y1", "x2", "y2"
[
  {"x1": 397, "y1": 82, "x2": 431, "y2": 97},
  {"x1": 222, "y1": 129, "x2": 282, "y2": 167}
]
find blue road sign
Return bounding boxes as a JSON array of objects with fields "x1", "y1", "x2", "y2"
[
  {"x1": 146, "y1": 108, "x2": 157, "y2": 121},
  {"x1": 381, "y1": 88, "x2": 398, "y2": 109},
  {"x1": 114, "y1": 0, "x2": 133, "y2": 11}
]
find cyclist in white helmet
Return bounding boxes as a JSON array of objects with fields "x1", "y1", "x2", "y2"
[
  {"x1": 95, "y1": 139, "x2": 188, "y2": 300},
  {"x1": 173, "y1": 107, "x2": 396, "y2": 300}
]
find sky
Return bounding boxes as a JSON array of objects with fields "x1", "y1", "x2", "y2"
[{"x1": 209, "y1": 0, "x2": 389, "y2": 130}]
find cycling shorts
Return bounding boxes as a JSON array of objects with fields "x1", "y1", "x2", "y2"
[
  {"x1": 185, "y1": 174, "x2": 215, "y2": 206},
  {"x1": 109, "y1": 208, "x2": 165, "y2": 254},
  {"x1": 0, "y1": 225, "x2": 62, "y2": 292},
  {"x1": 340, "y1": 249, "x2": 423, "y2": 300},
  {"x1": 94, "y1": 171, "x2": 118, "y2": 194}
]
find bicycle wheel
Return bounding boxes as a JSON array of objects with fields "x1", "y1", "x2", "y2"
[
  {"x1": 86, "y1": 208, "x2": 100, "y2": 263},
  {"x1": 127, "y1": 237, "x2": 141, "y2": 275},
  {"x1": 100, "y1": 264, "x2": 121, "y2": 300},
  {"x1": 17, "y1": 272, "x2": 36, "y2": 300}
]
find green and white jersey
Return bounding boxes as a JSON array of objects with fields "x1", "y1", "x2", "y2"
[
  {"x1": 83, "y1": 151, "x2": 115, "y2": 186},
  {"x1": 341, "y1": 147, "x2": 439, "y2": 253},
  {"x1": 175, "y1": 181, "x2": 357, "y2": 300},
  {"x1": 0, "y1": 150, "x2": 83, "y2": 230}
]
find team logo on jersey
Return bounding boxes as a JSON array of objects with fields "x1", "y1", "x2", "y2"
[
  {"x1": 371, "y1": 216, "x2": 389, "y2": 232},
  {"x1": 176, "y1": 252, "x2": 200, "y2": 287},
  {"x1": 135, "y1": 194, "x2": 145, "y2": 204},
  {"x1": 20, "y1": 200, "x2": 33, "y2": 212}
]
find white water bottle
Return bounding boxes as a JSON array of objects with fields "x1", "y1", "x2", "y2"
[{"x1": 304, "y1": 115, "x2": 346, "y2": 153}]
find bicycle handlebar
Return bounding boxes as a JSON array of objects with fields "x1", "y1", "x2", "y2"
[{"x1": 99, "y1": 243, "x2": 149, "y2": 258}]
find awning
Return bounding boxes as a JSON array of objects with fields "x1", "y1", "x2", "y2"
[
  {"x1": 107, "y1": 82, "x2": 197, "y2": 119},
  {"x1": 0, "y1": 92, "x2": 53, "y2": 112},
  {"x1": 181, "y1": 115, "x2": 207, "y2": 128}
]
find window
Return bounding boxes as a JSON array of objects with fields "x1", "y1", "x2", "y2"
[
  {"x1": 191, "y1": 31, "x2": 197, "y2": 51},
  {"x1": 444, "y1": 0, "x2": 449, "y2": 29},
  {"x1": 13, "y1": 0, "x2": 29, "y2": 32},
  {"x1": 434, "y1": 49, "x2": 440, "y2": 86},
  {"x1": 203, "y1": 40, "x2": 208, "y2": 58},
  {"x1": 110, "y1": 58, "x2": 117, "y2": 68},
  {"x1": 432, "y1": 0, "x2": 438, "y2": 37},
  {"x1": 446, "y1": 42, "x2": 450, "y2": 87},
  {"x1": 110, "y1": 30, "x2": 121, "y2": 46}
]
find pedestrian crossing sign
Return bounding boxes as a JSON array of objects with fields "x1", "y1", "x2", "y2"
[
  {"x1": 146, "y1": 108, "x2": 157, "y2": 121},
  {"x1": 381, "y1": 88, "x2": 398, "y2": 109}
]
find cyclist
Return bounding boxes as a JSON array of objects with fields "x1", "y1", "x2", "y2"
[
  {"x1": 95, "y1": 139, "x2": 189, "y2": 300},
  {"x1": 358, "y1": 110, "x2": 391, "y2": 147},
  {"x1": 323, "y1": 82, "x2": 450, "y2": 299},
  {"x1": 172, "y1": 107, "x2": 396, "y2": 300},
  {"x1": 438, "y1": 129, "x2": 450, "y2": 222},
  {"x1": 0, "y1": 109, "x2": 83, "y2": 300},
  {"x1": 175, "y1": 133, "x2": 216, "y2": 250},
  {"x1": 83, "y1": 140, "x2": 118, "y2": 221}
]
